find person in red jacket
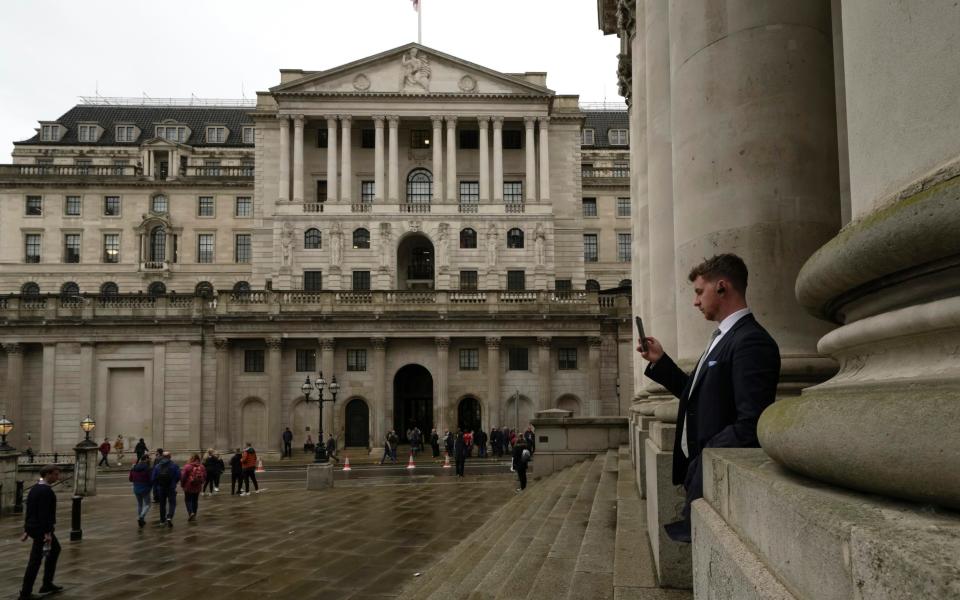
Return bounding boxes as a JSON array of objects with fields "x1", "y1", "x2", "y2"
[
  {"x1": 98, "y1": 438, "x2": 111, "y2": 467},
  {"x1": 239, "y1": 444, "x2": 261, "y2": 496},
  {"x1": 180, "y1": 454, "x2": 207, "y2": 521}
]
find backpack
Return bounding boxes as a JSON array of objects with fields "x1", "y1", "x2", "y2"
[
  {"x1": 187, "y1": 464, "x2": 205, "y2": 490},
  {"x1": 155, "y1": 462, "x2": 172, "y2": 488},
  {"x1": 521, "y1": 449, "x2": 531, "y2": 464}
]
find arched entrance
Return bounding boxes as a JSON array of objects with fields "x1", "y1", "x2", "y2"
[
  {"x1": 393, "y1": 364, "x2": 433, "y2": 441},
  {"x1": 292, "y1": 397, "x2": 319, "y2": 447},
  {"x1": 556, "y1": 394, "x2": 582, "y2": 417},
  {"x1": 397, "y1": 233, "x2": 435, "y2": 290},
  {"x1": 505, "y1": 394, "x2": 535, "y2": 431},
  {"x1": 458, "y1": 396, "x2": 482, "y2": 433},
  {"x1": 344, "y1": 398, "x2": 370, "y2": 447},
  {"x1": 241, "y1": 398, "x2": 268, "y2": 449}
]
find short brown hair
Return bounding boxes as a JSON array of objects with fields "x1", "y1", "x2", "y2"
[
  {"x1": 39, "y1": 464, "x2": 61, "y2": 478},
  {"x1": 688, "y1": 254, "x2": 748, "y2": 294}
]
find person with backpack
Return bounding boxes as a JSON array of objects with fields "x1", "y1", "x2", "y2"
[
  {"x1": 98, "y1": 438, "x2": 111, "y2": 467},
  {"x1": 129, "y1": 454, "x2": 152, "y2": 528},
  {"x1": 180, "y1": 454, "x2": 207, "y2": 521},
  {"x1": 512, "y1": 439, "x2": 531, "y2": 492},
  {"x1": 150, "y1": 452, "x2": 181, "y2": 527},
  {"x1": 229, "y1": 449, "x2": 243, "y2": 495},
  {"x1": 239, "y1": 444, "x2": 261, "y2": 495}
]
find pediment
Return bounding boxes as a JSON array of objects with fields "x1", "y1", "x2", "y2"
[
  {"x1": 140, "y1": 137, "x2": 188, "y2": 149},
  {"x1": 271, "y1": 43, "x2": 553, "y2": 97}
]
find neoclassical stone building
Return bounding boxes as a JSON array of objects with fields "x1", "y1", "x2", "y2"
[{"x1": 0, "y1": 44, "x2": 633, "y2": 456}]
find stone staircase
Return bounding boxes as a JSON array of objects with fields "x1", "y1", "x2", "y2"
[{"x1": 402, "y1": 446, "x2": 692, "y2": 600}]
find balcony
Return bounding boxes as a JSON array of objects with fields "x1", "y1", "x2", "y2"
[
  {"x1": 581, "y1": 167, "x2": 630, "y2": 187},
  {"x1": 183, "y1": 165, "x2": 254, "y2": 180},
  {"x1": 0, "y1": 164, "x2": 139, "y2": 178}
]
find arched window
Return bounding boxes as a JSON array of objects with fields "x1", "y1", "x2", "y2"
[
  {"x1": 195, "y1": 281, "x2": 214, "y2": 298},
  {"x1": 60, "y1": 282, "x2": 80, "y2": 297},
  {"x1": 233, "y1": 281, "x2": 251, "y2": 293},
  {"x1": 151, "y1": 194, "x2": 168, "y2": 214},
  {"x1": 460, "y1": 228, "x2": 477, "y2": 249},
  {"x1": 100, "y1": 282, "x2": 119, "y2": 296},
  {"x1": 507, "y1": 228, "x2": 524, "y2": 249},
  {"x1": 21, "y1": 282, "x2": 40, "y2": 296},
  {"x1": 147, "y1": 281, "x2": 167, "y2": 297},
  {"x1": 585, "y1": 279, "x2": 601, "y2": 292},
  {"x1": 149, "y1": 226, "x2": 166, "y2": 262},
  {"x1": 353, "y1": 228, "x2": 370, "y2": 249},
  {"x1": 406, "y1": 168, "x2": 432, "y2": 205},
  {"x1": 619, "y1": 279, "x2": 632, "y2": 288},
  {"x1": 304, "y1": 228, "x2": 321, "y2": 249}
]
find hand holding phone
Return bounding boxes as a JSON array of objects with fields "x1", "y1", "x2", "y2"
[{"x1": 635, "y1": 317, "x2": 649, "y2": 352}]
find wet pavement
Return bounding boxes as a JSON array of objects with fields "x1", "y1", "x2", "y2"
[{"x1": 1, "y1": 466, "x2": 517, "y2": 599}]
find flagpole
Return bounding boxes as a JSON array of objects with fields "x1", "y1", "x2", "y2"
[{"x1": 418, "y1": 0, "x2": 422, "y2": 44}]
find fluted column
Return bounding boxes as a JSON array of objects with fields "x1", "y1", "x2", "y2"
[
  {"x1": 320, "y1": 338, "x2": 335, "y2": 443},
  {"x1": 266, "y1": 337, "x2": 283, "y2": 452},
  {"x1": 292, "y1": 115, "x2": 304, "y2": 203},
  {"x1": 388, "y1": 116, "x2": 400, "y2": 201},
  {"x1": 373, "y1": 116, "x2": 385, "y2": 201},
  {"x1": 587, "y1": 337, "x2": 603, "y2": 416},
  {"x1": 537, "y1": 337, "x2": 551, "y2": 412},
  {"x1": 3, "y1": 343, "x2": 24, "y2": 449},
  {"x1": 340, "y1": 115, "x2": 352, "y2": 202},
  {"x1": 431, "y1": 116, "x2": 444, "y2": 202},
  {"x1": 435, "y1": 337, "x2": 450, "y2": 433},
  {"x1": 325, "y1": 115, "x2": 338, "y2": 202},
  {"x1": 486, "y1": 337, "x2": 501, "y2": 428},
  {"x1": 152, "y1": 342, "x2": 166, "y2": 450},
  {"x1": 538, "y1": 117, "x2": 550, "y2": 201},
  {"x1": 40, "y1": 343, "x2": 55, "y2": 452},
  {"x1": 524, "y1": 116, "x2": 537, "y2": 202},
  {"x1": 446, "y1": 117, "x2": 458, "y2": 202},
  {"x1": 214, "y1": 338, "x2": 231, "y2": 450},
  {"x1": 278, "y1": 116, "x2": 290, "y2": 201},
  {"x1": 478, "y1": 117, "x2": 490, "y2": 202},
  {"x1": 492, "y1": 117, "x2": 504, "y2": 202},
  {"x1": 371, "y1": 337, "x2": 387, "y2": 449}
]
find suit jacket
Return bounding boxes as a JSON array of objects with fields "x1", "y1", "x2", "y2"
[
  {"x1": 644, "y1": 313, "x2": 780, "y2": 485},
  {"x1": 24, "y1": 483, "x2": 56, "y2": 535}
]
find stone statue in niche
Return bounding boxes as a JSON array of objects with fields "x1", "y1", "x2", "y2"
[
  {"x1": 330, "y1": 221, "x2": 343, "y2": 266},
  {"x1": 281, "y1": 221, "x2": 295, "y2": 267},
  {"x1": 534, "y1": 222, "x2": 546, "y2": 266},
  {"x1": 487, "y1": 223, "x2": 498, "y2": 267},
  {"x1": 436, "y1": 223, "x2": 449, "y2": 269},
  {"x1": 400, "y1": 48, "x2": 431, "y2": 92},
  {"x1": 379, "y1": 222, "x2": 392, "y2": 270}
]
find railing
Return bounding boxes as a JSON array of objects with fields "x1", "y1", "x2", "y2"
[
  {"x1": 458, "y1": 202, "x2": 479, "y2": 213},
  {"x1": 505, "y1": 202, "x2": 525, "y2": 214},
  {"x1": 18, "y1": 452, "x2": 76, "y2": 466},
  {"x1": 0, "y1": 164, "x2": 138, "y2": 177},
  {"x1": 400, "y1": 203, "x2": 431, "y2": 213},
  {"x1": 302, "y1": 203, "x2": 324, "y2": 213},
  {"x1": 385, "y1": 291, "x2": 436, "y2": 304},
  {"x1": 351, "y1": 202, "x2": 373, "y2": 213},
  {"x1": 142, "y1": 261, "x2": 168, "y2": 270},
  {"x1": 582, "y1": 167, "x2": 630, "y2": 184},
  {"x1": 185, "y1": 166, "x2": 254, "y2": 178}
]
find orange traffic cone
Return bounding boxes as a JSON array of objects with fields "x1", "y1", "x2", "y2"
[
  {"x1": 342, "y1": 457, "x2": 352, "y2": 471},
  {"x1": 406, "y1": 452, "x2": 416, "y2": 470},
  {"x1": 442, "y1": 453, "x2": 451, "y2": 469},
  {"x1": 256, "y1": 458, "x2": 265, "y2": 473}
]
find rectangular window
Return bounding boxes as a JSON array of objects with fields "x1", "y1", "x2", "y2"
[
  {"x1": 64, "y1": 234, "x2": 81, "y2": 263},
  {"x1": 347, "y1": 349, "x2": 368, "y2": 372},
  {"x1": 609, "y1": 129, "x2": 629, "y2": 146},
  {"x1": 582, "y1": 128, "x2": 595, "y2": 145},
  {"x1": 410, "y1": 129, "x2": 431, "y2": 149},
  {"x1": 103, "y1": 234, "x2": 120, "y2": 263},
  {"x1": 558, "y1": 348, "x2": 578, "y2": 370},
  {"x1": 41, "y1": 124, "x2": 58, "y2": 141},
  {"x1": 25, "y1": 234, "x2": 41, "y2": 263},
  {"x1": 78, "y1": 124, "x2": 97, "y2": 142},
  {"x1": 361, "y1": 129, "x2": 375, "y2": 149},
  {"x1": 304, "y1": 270, "x2": 323, "y2": 291},
  {"x1": 508, "y1": 347, "x2": 529, "y2": 371},
  {"x1": 26, "y1": 195, "x2": 42, "y2": 216},
  {"x1": 115, "y1": 125, "x2": 136, "y2": 142},
  {"x1": 316, "y1": 128, "x2": 328, "y2": 148},
  {"x1": 242, "y1": 127, "x2": 255, "y2": 144},
  {"x1": 235, "y1": 196, "x2": 252, "y2": 217},
  {"x1": 555, "y1": 279, "x2": 572, "y2": 291},
  {"x1": 317, "y1": 180, "x2": 328, "y2": 202},
  {"x1": 459, "y1": 181, "x2": 480, "y2": 204},
  {"x1": 459, "y1": 129, "x2": 479, "y2": 149},
  {"x1": 296, "y1": 349, "x2": 316, "y2": 372},
  {"x1": 198, "y1": 196, "x2": 214, "y2": 216},
  {"x1": 360, "y1": 181, "x2": 375, "y2": 203},
  {"x1": 65, "y1": 195, "x2": 81, "y2": 216},
  {"x1": 459, "y1": 348, "x2": 479, "y2": 370},
  {"x1": 104, "y1": 196, "x2": 120, "y2": 216},
  {"x1": 352, "y1": 270, "x2": 371, "y2": 291},
  {"x1": 507, "y1": 270, "x2": 526, "y2": 291},
  {"x1": 206, "y1": 127, "x2": 227, "y2": 144},
  {"x1": 582, "y1": 198, "x2": 597, "y2": 217},
  {"x1": 617, "y1": 233, "x2": 632, "y2": 262},
  {"x1": 235, "y1": 234, "x2": 251, "y2": 263},
  {"x1": 197, "y1": 234, "x2": 215, "y2": 263},
  {"x1": 459, "y1": 270, "x2": 478, "y2": 290},
  {"x1": 503, "y1": 181, "x2": 523, "y2": 204},
  {"x1": 244, "y1": 349, "x2": 265, "y2": 373},
  {"x1": 156, "y1": 126, "x2": 186, "y2": 142},
  {"x1": 584, "y1": 234, "x2": 599, "y2": 263},
  {"x1": 113, "y1": 159, "x2": 129, "y2": 175},
  {"x1": 503, "y1": 129, "x2": 522, "y2": 149},
  {"x1": 616, "y1": 197, "x2": 631, "y2": 217}
]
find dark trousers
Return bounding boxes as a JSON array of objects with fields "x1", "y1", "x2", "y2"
[
  {"x1": 517, "y1": 468, "x2": 528, "y2": 490},
  {"x1": 203, "y1": 478, "x2": 215, "y2": 493},
  {"x1": 242, "y1": 468, "x2": 259, "y2": 492},
  {"x1": 98, "y1": 453, "x2": 109, "y2": 466},
  {"x1": 184, "y1": 492, "x2": 200, "y2": 515},
  {"x1": 283, "y1": 441, "x2": 292, "y2": 458},
  {"x1": 455, "y1": 457, "x2": 466, "y2": 476},
  {"x1": 20, "y1": 532, "x2": 60, "y2": 596},
  {"x1": 231, "y1": 472, "x2": 241, "y2": 495},
  {"x1": 431, "y1": 444, "x2": 440, "y2": 458},
  {"x1": 156, "y1": 488, "x2": 176, "y2": 521},
  {"x1": 681, "y1": 455, "x2": 704, "y2": 522}
]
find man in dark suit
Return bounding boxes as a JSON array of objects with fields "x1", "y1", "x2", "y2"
[
  {"x1": 638, "y1": 254, "x2": 780, "y2": 543},
  {"x1": 19, "y1": 464, "x2": 64, "y2": 600}
]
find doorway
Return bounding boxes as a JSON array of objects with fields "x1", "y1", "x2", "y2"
[
  {"x1": 457, "y1": 396, "x2": 482, "y2": 433},
  {"x1": 393, "y1": 364, "x2": 433, "y2": 442},
  {"x1": 344, "y1": 398, "x2": 370, "y2": 447}
]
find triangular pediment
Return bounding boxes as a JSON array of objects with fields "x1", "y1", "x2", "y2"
[
  {"x1": 271, "y1": 43, "x2": 553, "y2": 97},
  {"x1": 140, "y1": 137, "x2": 188, "y2": 149}
]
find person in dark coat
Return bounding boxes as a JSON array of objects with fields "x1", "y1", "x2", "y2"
[
  {"x1": 19, "y1": 465, "x2": 63, "y2": 599},
  {"x1": 202, "y1": 449, "x2": 222, "y2": 495},
  {"x1": 150, "y1": 452, "x2": 181, "y2": 527},
  {"x1": 430, "y1": 429, "x2": 440, "y2": 458},
  {"x1": 454, "y1": 430, "x2": 468, "y2": 478},
  {"x1": 229, "y1": 449, "x2": 243, "y2": 495},
  {"x1": 129, "y1": 455, "x2": 153, "y2": 528},
  {"x1": 476, "y1": 428, "x2": 488, "y2": 458},
  {"x1": 512, "y1": 439, "x2": 531, "y2": 492},
  {"x1": 326, "y1": 435, "x2": 337, "y2": 463},
  {"x1": 134, "y1": 438, "x2": 148, "y2": 462},
  {"x1": 444, "y1": 431, "x2": 454, "y2": 458},
  {"x1": 282, "y1": 427, "x2": 293, "y2": 458}
]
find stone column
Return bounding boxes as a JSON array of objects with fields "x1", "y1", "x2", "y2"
[
  {"x1": 588, "y1": 337, "x2": 603, "y2": 416},
  {"x1": 492, "y1": 117, "x2": 504, "y2": 202},
  {"x1": 371, "y1": 337, "x2": 387, "y2": 450},
  {"x1": 188, "y1": 341, "x2": 202, "y2": 450},
  {"x1": 325, "y1": 115, "x2": 338, "y2": 202},
  {"x1": 78, "y1": 343, "x2": 94, "y2": 438},
  {"x1": 40, "y1": 343, "x2": 56, "y2": 452},
  {"x1": 524, "y1": 117, "x2": 537, "y2": 202},
  {"x1": 3, "y1": 344, "x2": 24, "y2": 449},
  {"x1": 431, "y1": 116, "x2": 444, "y2": 202},
  {"x1": 266, "y1": 337, "x2": 283, "y2": 452},
  {"x1": 446, "y1": 117, "x2": 458, "y2": 202},
  {"x1": 373, "y1": 116, "x2": 385, "y2": 201},
  {"x1": 152, "y1": 342, "x2": 166, "y2": 450},
  {"x1": 292, "y1": 115, "x2": 304, "y2": 203},
  {"x1": 435, "y1": 337, "x2": 450, "y2": 433},
  {"x1": 278, "y1": 116, "x2": 290, "y2": 201},
  {"x1": 0, "y1": 448, "x2": 20, "y2": 512},
  {"x1": 320, "y1": 338, "x2": 335, "y2": 443},
  {"x1": 388, "y1": 116, "x2": 400, "y2": 201},
  {"x1": 340, "y1": 115, "x2": 352, "y2": 202},
  {"x1": 537, "y1": 337, "x2": 551, "y2": 412},
  {"x1": 478, "y1": 117, "x2": 490, "y2": 202},
  {"x1": 485, "y1": 337, "x2": 501, "y2": 428},
  {"x1": 214, "y1": 338, "x2": 231, "y2": 450},
  {"x1": 538, "y1": 117, "x2": 550, "y2": 201}
]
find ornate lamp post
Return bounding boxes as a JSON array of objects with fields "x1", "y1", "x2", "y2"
[
  {"x1": 0, "y1": 415, "x2": 14, "y2": 451},
  {"x1": 302, "y1": 374, "x2": 328, "y2": 463},
  {"x1": 79, "y1": 416, "x2": 97, "y2": 447}
]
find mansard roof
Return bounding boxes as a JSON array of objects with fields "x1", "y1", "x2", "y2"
[
  {"x1": 15, "y1": 105, "x2": 255, "y2": 147},
  {"x1": 582, "y1": 110, "x2": 630, "y2": 149}
]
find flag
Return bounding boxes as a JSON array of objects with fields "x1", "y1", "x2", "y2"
[{"x1": 411, "y1": 0, "x2": 419, "y2": 10}]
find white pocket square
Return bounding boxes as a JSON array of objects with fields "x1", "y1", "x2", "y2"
[{"x1": 708, "y1": 360, "x2": 718, "y2": 367}]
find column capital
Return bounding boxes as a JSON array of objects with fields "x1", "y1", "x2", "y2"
[
  {"x1": 387, "y1": 115, "x2": 400, "y2": 125},
  {"x1": 371, "y1": 336, "x2": 387, "y2": 349},
  {"x1": 80, "y1": 340, "x2": 96, "y2": 348},
  {"x1": 537, "y1": 336, "x2": 552, "y2": 347},
  {"x1": 538, "y1": 116, "x2": 550, "y2": 127},
  {"x1": 293, "y1": 114, "x2": 305, "y2": 125},
  {"x1": 445, "y1": 116, "x2": 458, "y2": 126},
  {"x1": 320, "y1": 337, "x2": 336, "y2": 351},
  {"x1": 435, "y1": 336, "x2": 451, "y2": 349},
  {"x1": 431, "y1": 115, "x2": 444, "y2": 127},
  {"x1": 265, "y1": 337, "x2": 283, "y2": 350},
  {"x1": 523, "y1": 116, "x2": 537, "y2": 126},
  {"x1": 485, "y1": 336, "x2": 501, "y2": 349},
  {"x1": 277, "y1": 114, "x2": 291, "y2": 124},
  {"x1": 491, "y1": 116, "x2": 504, "y2": 127},
  {"x1": 214, "y1": 337, "x2": 230, "y2": 350},
  {"x1": 477, "y1": 116, "x2": 490, "y2": 128},
  {"x1": 339, "y1": 115, "x2": 352, "y2": 125},
  {"x1": 324, "y1": 115, "x2": 338, "y2": 125},
  {"x1": 587, "y1": 336, "x2": 603, "y2": 347},
  {"x1": 2, "y1": 342, "x2": 23, "y2": 354},
  {"x1": 372, "y1": 115, "x2": 385, "y2": 126}
]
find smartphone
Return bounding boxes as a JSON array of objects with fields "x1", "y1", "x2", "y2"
[{"x1": 635, "y1": 316, "x2": 649, "y2": 352}]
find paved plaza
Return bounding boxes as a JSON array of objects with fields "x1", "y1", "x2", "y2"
[{"x1": 1, "y1": 468, "x2": 516, "y2": 600}]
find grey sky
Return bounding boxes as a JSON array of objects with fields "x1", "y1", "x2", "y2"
[{"x1": 0, "y1": 0, "x2": 623, "y2": 160}]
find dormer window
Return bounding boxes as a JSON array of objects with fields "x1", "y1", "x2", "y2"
[
  {"x1": 41, "y1": 124, "x2": 60, "y2": 142},
  {"x1": 78, "y1": 124, "x2": 99, "y2": 142},
  {"x1": 156, "y1": 125, "x2": 187, "y2": 142},
  {"x1": 206, "y1": 126, "x2": 227, "y2": 144},
  {"x1": 582, "y1": 128, "x2": 595, "y2": 145},
  {"x1": 116, "y1": 125, "x2": 137, "y2": 142},
  {"x1": 608, "y1": 129, "x2": 629, "y2": 146},
  {"x1": 242, "y1": 127, "x2": 255, "y2": 144}
]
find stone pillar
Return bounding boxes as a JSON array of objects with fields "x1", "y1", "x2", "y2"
[
  {"x1": 431, "y1": 116, "x2": 444, "y2": 202},
  {"x1": 266, "y1": 337, "x2": 283, "y2": 452},
  {"x1": 78, "y1": 343, "x2": 94, "y2": 441},
  {"x1": 40, "y1": 343, "x2": 56, "y2": 452},
  {"x1": 478, "y1": 116, "x2": 490, "y2": 202},
  {"x1": 446, "y1": 117, "x2": 457, "y2": 202},
  {"x1": 152, "y1": 342, "x2": 165, "y2": 450},
  {"x1": 72, "y1": 442, "x2": 99, "y2": 498},
  {"x1": 373, "y1": 116, "x2": 385, "y2": 201},
  {"x1": 492, "y1": 117, "x2": 504, "y2": 202},
  {"x1": 371, "y1": 337, "x2": 387, "y2": 451},
  {"x1": 388, "y1": 116, "x2": 400, "y2": 201},
  {"x1": 588, "y1": 337, "x2": 603, "y2": 416},
  {"x1": 435, "y1": 337, "x2": 450, "y2": 433},
  {"x1": 537, "y1": 337, "x2": 551, "y2": 412},
  {"x1": 325, "y1": 115, "x2": 338, "y2": 202},
  {"x1": 188, "y1": 341, "x2": 202, "y2": 451},
  {"x1": 537, "y1": 117, "x2": 550, "y2": 201},
  {"x1": 3, "y1": 344, "x2": 24, "y2": 449},
  {"x1": 278, "y1": 116, "x2": 290, "y2": 201},
  {"x1": 214, "y1": 338, "x2": 231, "y2": 450},
  {"x1": 0, "y1": 449, "x2": 19, "y2": 512},
  {"x1": 292, "y1": 115, "x2": 304, "y2": 203},
  {"x1": 524, "y1": 116, "x2": 537, "y2": 202},
  {"x1": 486, "y1": 337, "x2": 501, "y2": 428},
  {"x1": 340, "y1": 115, "x2": 352, "y2": 202},
  {"x1": 320, "y1": 338, "x2": 335, "y2": 443}
]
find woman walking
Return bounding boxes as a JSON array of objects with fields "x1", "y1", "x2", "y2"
[
  {"x1": 202, "y1": 449, "x2": 222, "y2": 496},
  {"x1": 129, "y1": 454, "x2": 152, "y2": 528},
  {"x1": 180, "y1": 454, "x2": 207, "y2": 521},
  {"x1": 240, "y1": 445, "x2": 260, "y2": 495}
]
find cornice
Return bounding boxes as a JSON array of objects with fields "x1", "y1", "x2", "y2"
[{"x1": 273, "y1": 91, "x2": 552, "y2": 100}]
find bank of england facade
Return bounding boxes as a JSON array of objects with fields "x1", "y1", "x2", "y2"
[{"x1": 0, "y1": 44, "x2": 633, "y2": 456}]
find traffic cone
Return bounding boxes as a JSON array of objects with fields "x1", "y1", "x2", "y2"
[
  {"x1": 256, "y1": 458, "x2": 265, "y2": 473},
  {"x1": 406, "y1": 452, "x2": 416, "y2": 470},
  {"x1": 442, "y1": 453, "x2": 451, "y2": 469},
  {"x1": 342, "y1": 457, "x2": 352, "y2": 472}
]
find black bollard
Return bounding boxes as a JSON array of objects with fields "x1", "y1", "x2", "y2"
[
  {"x1": 13, "y1": 480, "x2": 23, "y2": 514},
  {"x1": 70, "y1": 495, "x2": 82, "y2": 541}
]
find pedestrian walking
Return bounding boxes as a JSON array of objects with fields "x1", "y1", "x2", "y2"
[
  {"x1": 464, "y1": 430, "x2": 474, "y2": 457},
  {"x1": 134, "y1": 438, "x2": 148, "y2": 462},
  {"x1": 513, "y1": 439, "x2": 531, "y2": 492},
  {"x1": 129, "y1": 454, "x2": 152, "y2": 528},
  {"x1": 18, "y1": 465, "x2": 64, "y2": 600},
  {"x1": 202, "y1": 449, "x2": 222, "y2": 495},
  {"x1": 380, "y1": 432, "x2": 394, "y2": 464},
  {"x1": 444, "y1": 430, "x2": 454, "y2": 458},
  {"x1": 113, "y1": 435, "x2": 125, "y2": 466},
  {"x1": 150, "y1": 451, "x2": 181, "y2": 527},
  {"x1": 326, "y1": 435, "x2": 337, "y2": 463},
  {"x1": 454, "y1": 430, "x2": 468, "y2": 478},
  {"x1": 282, "y1": 427, "x2": 293, "y2": 458},
  {"x1": 181, "y1": 454, "x2": 207, "y2": 521},
  {"x1": 151, "y1": 448, "x2": 164, "y2": 503},
  {"x1": 430, "y1": 428, "x2": 440, "y2": 458},
  {"x1": 389, "y1": 430, "x2": 399, "y2": 462},
  {"x1": 98, "y1": 438, "x2": 111, "y2": 467},
  {"x1": 476, "y1": 428, "x2": 488, "y2": 458},
  {"x1": 240, "y1": 444, "x2": 261, "y2": 495},
  {"x1": 229, "y1": 449, "x2": 243, "y2": 495}
]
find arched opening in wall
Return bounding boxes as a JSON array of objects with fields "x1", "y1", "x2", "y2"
[
  {"x1": 195, "y1": 281, "x2": 214, "y2": 299},
  {"x1": 149, "y1": 226, "x2": 166, "y2": 262},
  {"x1": 147, "y1": 281, "x2": 166, "y2": 297},
  {"x1": 344, "y1": 398, "x2": 370, "y2": 447},
  {"x1": 556, "y1": 394, "x2": 582, "y2": 417},
  {"x1": 393, "y1": 364, "x2": 433, "y2": 442},
  {"x1": 291, "y1": 396, "x2": 319, "y2": 451},
  {"x1": 504, "y1": 394, "x2": 535, "y2": 431},
  {"x1": 241, "y1": 398, "x2": 268, "y2": 450},
  {"x1": 397, "y1": 234, "x2": 434, "y2": 290},
  {"x1": 457, "y1": 396, "x2": 482, "y2": 433},
  {"x1": 406, "y1": 168, "x2": 432, "y2": 207}
]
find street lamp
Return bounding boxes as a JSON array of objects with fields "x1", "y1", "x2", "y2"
[
  {"x1": 79, "y1": 415, "x2": 97, "y2": 447},
  {"x1": 302, "y1": 374, "x2": 328, "y2": 463},
  {"x1": 0, "y1": 415, "x2": 14, "y2": 451}
]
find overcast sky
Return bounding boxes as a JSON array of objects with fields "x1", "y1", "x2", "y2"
[{"x1": 0, "y1": 0, "x2": 623, "y2": 160}]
